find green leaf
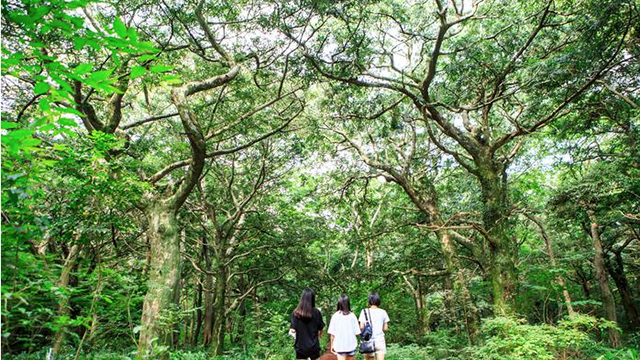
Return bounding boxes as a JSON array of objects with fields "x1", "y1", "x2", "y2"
[
  {"x1": 38, "y1": 98, "x2": 51, "y2": 111},
  {"x1": 73, "y1": 37, "x2": 87, "y2": 51},
  {"x1": 41, "y1": 159, "x2": 58, "y2": 167},
  {"x1": 40, "y1": 124, "x2": 56, "y2": 131},
  {"x1": 58, "y1": 118, "x2": 78, "y2": 127},
  {"x1": 74, "y1": 63, "x2": 93, "y2": 75},
  {"x1": 149, "y1": 65, "x2": 172, "y2": 73},
  {"x1": 127, "y1": 27, "x2": 138, "y2": 43},
  {"x1": 130, "y1": 66, "x2": 146, "y2": 79},
  {"x1": 50, "y1": 75, "x2": 73, "y2": 93},
  {"x1": 90, "y1": 70, "x2": 113, "y2": 82},
  {"x1": 138, "y1": 54, "x2": 156, "y2": 62},
  {"x1": 1, "y1": 121, "x2": 20, "y2": 129},
  {"x1": 59, "y1": 107, "x2": 85, "y2": 118},
  {"x1": 160, "y1": 74, "x2": 181, "y2": 85},
  {"x1": 34, "y1": 82, "x2": 50, "y2": 95},
  {"x1": 22, "y1": 138, "x2": 42, "y2": 147},
  {"x1": 113, "y1": 17, "x2": 127, "y2": 39},
  {"x1": 5, "y1": 129, "x2": 34, "y2": 139}
]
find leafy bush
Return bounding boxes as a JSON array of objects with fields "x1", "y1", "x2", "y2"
[
  {"x1": 385, "y1": 343, "x2": 466, "y2": 360},
  {"x1": 420, "y1": 329, "x2": 470, "y2": 359},
  {"x1": 596, "y1": 348, "x2": 639, "y2": 360},
  {"x1": 472, "y1": 315, "x2": 620, "y2": 360}
]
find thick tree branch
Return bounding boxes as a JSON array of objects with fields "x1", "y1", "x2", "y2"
[
  {"x1": 225, "y1": 275, "x2": 284, "y2": 316},
  {"x1": 195, "y1": 0, "x2": 235, "y2": 66},
  {"x1": 122, "y1": 112, "x2": 179, "y2": 130},
  {"x1": 148, "y1": 110, "x2": 297, "y2": 184}
]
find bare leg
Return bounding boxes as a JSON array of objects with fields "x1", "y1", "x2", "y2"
[{"x1": 337, "y1": 356, "x2": 355, "y2": 360}]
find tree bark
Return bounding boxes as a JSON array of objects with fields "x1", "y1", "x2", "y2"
[
  {"x1": 233, "y1": 275, "x2": 247, "y2": 343},
  {"x1": 606, "y1": 250, "x2": 640, "y2": 330},
  {"x1": 138, "y1": 203, "x2": 181, "y2": 357},
  {"x1": 52, "y1": 242, "x2": 82, "y2": 355},
  {"x1": 527, "y1": 214, "x2": 575, "y2": 316},
  {"x1": 73, "y1": 256, "x2": 103, "y2": 360},
  {"x1": 211, "y1": 264, "x2": 228, "y2": 356},
  {"x1": 172, "y1": 229, "x2": 186, "y2": 349},
  {"x1": 418, "y1": 279, "x2": 431, "y2": 335},
  {"x1": 138, "y1": 62, "x2": 209, "y2": 356},
  {"x1": 202, "y1": 234, "x2": 215, "y2": 346},
  {"x1": 586, "y1": 208, "x2": 620, "y2": 347},
  {"x1": 202, "y1": 274, "x2": 215, "y2": 346},
  {"x1": 193, "y1": 278, "x2": 203, "y2": 346},
  {"x1": 477, "y1": 161, "x2": 516, "y2": 316}
]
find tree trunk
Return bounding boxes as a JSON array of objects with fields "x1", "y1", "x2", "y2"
[
  {"x1": 417, "y1": 278, "x2": 431, "y2": 334},
  {"x1": 172, "y1": 230, "x2": 186, "y2": 348},
  {"x1": 138, "y1": 203, "x2": 181, "y2": 358},
  {"x1": 403, "y1": 275, "x2": 431, "y2": 336},
  {"x1": 527, "y1": 215, "x2": 575, "y2": 316},
  {"x1": 606, "y1": 251, "x2": 640, "y2": 330},
  {"x1": 87, "y1": 258, "x2": 103, "y2": 346},
  {"x1": 74, "y1": 257, "x2": 103, "y2": 360},
  {"x1": 202, "y1": 273, "x2": 215, "y2": 346},
  {"x1": 365, "y1": 239, "x2": 374, "y2": 269},
  {"x1": 233, "y1": 275, "x2": 247, "y2": 343},
  {"x1": 211, "y1": 264, "x2": 228, "y2": 356},
  {"x1": 437, "y1": 228, "x2": 478, "y2": 337},
  {"x1": 586, "y1": 208, "x2": 620, "y2": 347},
  {"x1": 479, "y1": 164, "x2": 516, "y2": 316},
  {"x1": 202, "y1": 234, "x2": 215, "y2": 346},
  {"x1": 52, "y1": 242, "x2": 82, "y2": 355},
  {"x1": 193, "y1": 278, "x2": 203, "y2": 346},
  {"x1": 143, "y1": 235, "x2": 151, "y2": 277},
  {"x1": 398, "y1": 176, "x2": 479, "y2": 334}
]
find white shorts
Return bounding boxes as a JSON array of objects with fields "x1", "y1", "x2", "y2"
[{"x1": 372, "y1": 336, "x2": 386, "y2": 354}]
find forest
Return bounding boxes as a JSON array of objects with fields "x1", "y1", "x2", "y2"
[{"x1": 1, "y1": 0, "x2": 639, "y2": 359}]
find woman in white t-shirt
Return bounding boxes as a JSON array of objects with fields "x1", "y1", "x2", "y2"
[
  {"x1": 328, "y1": 294, "x2": 361, "y2": 360},
  {"x1": 359, "y1": 293, "x2": 390, "y2": 360}
]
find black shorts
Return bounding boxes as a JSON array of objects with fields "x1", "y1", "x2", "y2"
[{"x1": 295, "y1": 348, "x2": 320, "y2": 359}]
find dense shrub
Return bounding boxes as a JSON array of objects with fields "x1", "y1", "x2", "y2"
[
  {"x1": 5, "y1": 315, "x2": 634, "y2": 360},
  {"x1": 472, "y1": 315, "x2": 621, "y2": 360}
]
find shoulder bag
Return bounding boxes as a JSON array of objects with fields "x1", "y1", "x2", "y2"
[{"x1": 359, "y1": 309, "x2": 376, "y2": 354}]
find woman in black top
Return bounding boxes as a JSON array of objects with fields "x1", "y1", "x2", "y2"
[{"x1": 290, "y1": 288, "x2": 325, "y2": 360}]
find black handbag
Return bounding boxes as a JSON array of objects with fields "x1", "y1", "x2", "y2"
[{"x1": 359, "y1": 309, "x2": 376, "y2": 354}]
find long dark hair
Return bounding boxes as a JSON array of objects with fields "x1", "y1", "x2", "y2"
[
  {"x1": 294, "y1": 288, "x2": 316, "y2": 319},
  {"x1": 336, "y1": 294, "x2": 351, "y2": 315}
]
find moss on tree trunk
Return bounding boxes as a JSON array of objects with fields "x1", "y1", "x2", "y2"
[
  {"x1": 211, "y1": 264, "x2": 228, "y2": 356},
  {"x1": 138, "y1": 204, "x2": 181, "y2": 358},
  {"x1": 479, "y1": 163, "x2": 516, "y2": 316}
]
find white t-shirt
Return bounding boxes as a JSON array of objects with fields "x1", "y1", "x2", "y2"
[
  {"x1": 359, "y1": 308, "x2": 390, "y2": 339},
  {"x1": 328, "y1": 311, "x2": 360, "y2": 352}
]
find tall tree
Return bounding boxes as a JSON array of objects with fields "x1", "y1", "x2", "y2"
[{"x1": 281, "y1": 0, "x2": 633, "y2": 314}]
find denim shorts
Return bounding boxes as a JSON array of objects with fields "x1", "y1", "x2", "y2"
[{"x1": 336, "y1": 349, "x2": 356, "y2": 356}]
